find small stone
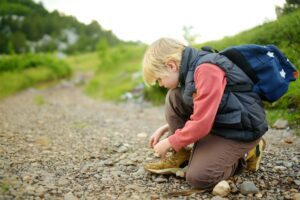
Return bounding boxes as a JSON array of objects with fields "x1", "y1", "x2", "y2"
[
  {"x1": 211, "y1": 196, "x2": 228, "y2": 200},
  {"x1": 270, "y1": 180, "x2": 279, "y2": 186},
  {"x1": 240, "y1": 181, "x2": 259, "y2": 195},
  {"x1": 292, "y1": 156, "x2": 299, "y2": 163},
  {"x1": 294, "y1": 180, "x2": 300, "y2": 186},
  {"x1": 283, "y1": 162, "x2": 293, "y2": 168},
  {"x1": 125, "y1": 184, "x2": 142, "y2": 191},
  {"x1": 273, "y1": 119, "x2": 288, "y2": 129},
  {"x1": 292, "y1": 193, "x2": 300, "y2": 200},
  {"x1": 212, "y1": 180, "x2": 231, "y2": 197},
  {"x1": 23, "y1": 175, "x2": 32, "y2": 182},
  {"x1": 57, "y1": 177, "x2": 69, "y2": 186},
  {"x1": 255, "y1": 193, "x2": 263, "y2": 198},
  {"x1": 35, "y1": 186, "x2": 46, "y2": 197},
  {"x1": 154, "y1": 177, "x2": 167, "y2": 183},
  {"x1": 291, "y1": 189, "x2": 298, "y2": 193},
  {"x1": 117, "y1": 146, "x2": 128, "y2": 153},
  {"x1": 273, "y1": 166, "x2": 287, "y2": 171},
  {"x1": 284, "y1": 138, "x2": 293, "y2": 144},
  {"x1": 94, "y1": 174, "x2": 101, "y2": 179},
  {"x1": 137, "y1": 132, "x2": 148, "y2": 138},
  {"x1": 104, "y1": 160, "x2": 114, "y2": 166},
  {"x1": 64, "y1": 192, "x2": 78, "y2": 200},
  {"x1": 35, "y1": 136, "x2": 52, "y2": 148}
]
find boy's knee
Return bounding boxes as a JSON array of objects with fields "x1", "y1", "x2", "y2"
[{"x1": 186, "y1": 168, "x2": 219, "y2": 189}]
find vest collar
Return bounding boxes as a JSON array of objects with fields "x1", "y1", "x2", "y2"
[{"x1": 179, "y1": 47, "x2": 207, "y2": 86}]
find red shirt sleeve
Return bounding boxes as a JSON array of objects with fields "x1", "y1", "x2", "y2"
[{"x1": 168, "y1": 63, "x2": 227, "y2": 151}]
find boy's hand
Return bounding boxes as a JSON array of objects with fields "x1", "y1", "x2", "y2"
[
  {"x1": 153, "y1": 138, "x2": 172, "y2": 158},
  {"x1": 149, "y1": 124, "x2": 169, "y2": 148}
]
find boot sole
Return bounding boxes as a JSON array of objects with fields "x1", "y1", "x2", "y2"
[
  {"x1": 145, "y1": 167, "x2": 181, "y2": 175},
  {"x1": 145, "y1": 166, "x2": 188, "y2": 177}
]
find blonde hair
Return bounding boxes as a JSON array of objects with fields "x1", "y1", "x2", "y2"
[{"x1": 142, "y1": 38, "x2": 185, "y2": 85}]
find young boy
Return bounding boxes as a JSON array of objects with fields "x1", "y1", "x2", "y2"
[{"x1": 142, "y1": 38, "x2": 267, "y2": 189}]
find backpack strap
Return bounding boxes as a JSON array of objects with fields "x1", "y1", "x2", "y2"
[
  {"x1": 225, "y1": 84, "x2": 253, "y2": 92},
  {"x1": 200, "y1": 46, "x2": 254, "y2": 93},
  {"x1": 201, "y1": 46, "x2": 219, "y2": 53},
  {"x1": 220, "y1": 48, "x2": 259, "y2": 83}
]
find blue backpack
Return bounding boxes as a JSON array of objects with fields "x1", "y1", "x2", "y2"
[{"x1": 202, "y1": 44, "x2": 299, "y2": 102}]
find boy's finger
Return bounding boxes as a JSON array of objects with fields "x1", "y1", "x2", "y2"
[
  {"x1": 153, "y1": 137, "x2": 158, "y2": 146},
  {"x1": 149, "y1": 138, "x2": 154, "y2": 148}
]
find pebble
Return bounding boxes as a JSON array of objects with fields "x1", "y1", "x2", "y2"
[
  {"x1": 292, "y1": 193, "x2": 300, "y2": 200},
  {"x1": 137, "y1": 132, "x2": 148, "y2": 138},
  {"x1": 273, "y1": 119, "x2": 288, "y2": 129},
  {"x1": 212, "y1": 180, "x2": 231, "y2": 197},
  {"x1": 273, "y1": 166, "x2": 287, "y2": 171},
  {"x1": 154, "y1": 177, "x2": 167, "y2": 183},
  {"x1": 211, "y1": 196, "x2": 229, "y2": 200},
  {"x1": 64, "y1": 192, "x2": 78, "y2": 200},
  {"x1": 239, "y1": 181, "x2": 259, "y2": 195}
]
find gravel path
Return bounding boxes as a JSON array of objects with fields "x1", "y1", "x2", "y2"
[{"x1": 0, "y1": 80, "x2": 299, "y2": 200}]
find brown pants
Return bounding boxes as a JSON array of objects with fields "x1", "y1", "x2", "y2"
[{"x1": 165, "y1": 88, "x2": 260, "y2": 189}]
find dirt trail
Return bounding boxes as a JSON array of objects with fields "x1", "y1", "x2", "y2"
[{"x1": 0, "y1": 79, "x2": 299, "y2": 200}]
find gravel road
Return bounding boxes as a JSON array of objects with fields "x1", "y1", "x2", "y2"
[{"x1": 0, "y1": 80, "x2": 299, "y2": 200}]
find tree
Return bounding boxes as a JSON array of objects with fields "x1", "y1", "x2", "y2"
[
  {"x1": 276, "y1": 0, "x2": 300, "y2": 17},
  {"x1": 182, "y1": 26, "x2": 200, "y2": 46}
]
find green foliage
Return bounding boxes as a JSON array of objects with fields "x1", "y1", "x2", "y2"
[
  {"x1": 193, "y1": 10, "x2": 300, "y2": 127},
  {"x1": 65, "y1": 52, "x2": 100, "y2": 71},
  {"x1": 144, "y1": 84, "x2": 168, "y2": 105},
  {"x1": 85, "y1": 44, "x2": 147, "y2": 101},
  {"x1": 0, "y1": 54, "x2": 72, "y2": 99},
  {"x1": 0, "y1": 182, "x2": 10, "y2": 192},
  {"x1": 276, "y1": 0, "x2": 300, "y2": 16},
  {"x1": 0, "y1": 0, "x2": 121, "y2": 54},
  {"x1": 195, "y1": 10, "x2": 300, "y2": 59}
]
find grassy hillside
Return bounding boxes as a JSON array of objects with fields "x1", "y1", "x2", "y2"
[
  {"x1": 195, "y1": 9, "x2": 300, "y2": 128},
  {"x1": 0, "y1": 54, "x2": 72, "y2": 99},
  {"x1": 83, "y1": 44, "x2": 147, "y2": 101}
]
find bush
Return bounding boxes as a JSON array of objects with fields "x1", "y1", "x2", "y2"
[{"x1": 0, "y1": 53, "x2": 72, "y2": 99}]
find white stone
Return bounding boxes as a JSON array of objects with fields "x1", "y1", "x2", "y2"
[
  {"x1": 273, "y1": 119, "x2": 288, "y2": 129},
  {"x1": 137, "y1": 132, "x2": 148, "y2": 138},
  {"x1": 212, "y1": 180, "x2": 231, "y2": 197}
]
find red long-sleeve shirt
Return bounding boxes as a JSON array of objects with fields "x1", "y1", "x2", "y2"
[{"x1": 168, "y1": 63, "x2": 227, "y2": 151}]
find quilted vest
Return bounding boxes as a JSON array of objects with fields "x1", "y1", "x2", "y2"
[{"x1": 179, "y1": 47, "x2": 268, "y2": 141}]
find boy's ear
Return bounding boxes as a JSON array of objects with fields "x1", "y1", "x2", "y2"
[{"x1": 166, "y1": 60, "x2": 178, "y2": 72}]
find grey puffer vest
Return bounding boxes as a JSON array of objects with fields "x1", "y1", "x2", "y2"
[{"x1": 179, "y1": 47, "x2": 268, "y2": 141}]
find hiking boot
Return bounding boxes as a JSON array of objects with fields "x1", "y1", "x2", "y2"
[
  {"x1": 245, "y1": 138, "x2": 266, "y2": 171},
  {"x1": 144, "y1": 148, "x2": 190, "y2": 175}
]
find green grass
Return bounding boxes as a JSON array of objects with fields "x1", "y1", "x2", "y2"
[
  {"x1": 0, "y1": 182, "x2": 10, "y2": 193},
  {"x1": 65, "y1": 52, "x2": 100, "y2": 71},
  {"x1": 176, "y1": 10, "x2": 300, "y2": 127},
  {"x1": 0, "y1": 54, "x2": 71, "y2": 100},
  {"x1": 84, "y1": 43, "x2": 146, "y2": 101}
]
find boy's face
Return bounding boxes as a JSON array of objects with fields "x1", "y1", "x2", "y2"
[{"x1": 156, "y1": 61, "x2": 179, "y2": 89}]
